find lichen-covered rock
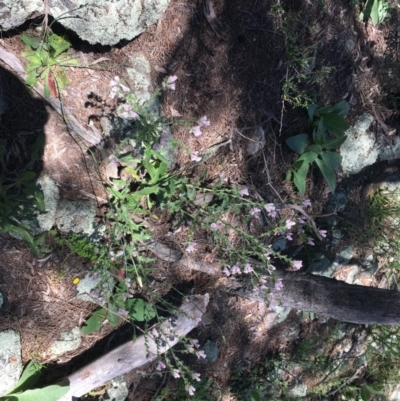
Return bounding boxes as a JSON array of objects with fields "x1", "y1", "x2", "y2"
[
  {"x1": 49, "y1": 326, "x2": 81, "y2": 358},
  {"x1": 36, "y1": 174, "x2": 60, "y2": 232},
  {"x1": 49, "y1": 0, "x2": 172, "y2": 45},
  {"x1": 55, "y1": 199, "x2": 96, "y2": 235},
  {"x1": 0, "y1": 0, "x2": 43, "y2": 31},
  {"x1": 340, "y1": 113, "x2": 377, "y2": 174},
  {"x1": 0, "y1": 330, "x2": 22, "y2": 396}
]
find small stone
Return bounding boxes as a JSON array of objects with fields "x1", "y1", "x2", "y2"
[{"x1": 49, "y1": 327, "x2": 81, "y2": 358}]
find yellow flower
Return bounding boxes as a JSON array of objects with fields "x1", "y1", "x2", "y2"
[{"x1": 72, "y1": 277, "x2": 80, "y2": 285}]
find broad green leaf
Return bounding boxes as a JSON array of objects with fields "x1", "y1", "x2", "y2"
[
  {"x1": 6, "y1": 361, "x2": 42, "y2": 395},
  {"x1": 297, "y1": 151, "x2": 318, "y2": 163},
  {"x1": 363, "y1": 384, "x2": 384, "y2": 395},
  {"x1": 81, "y1": 308, "x2": 107, "y2": 335},
  {"x1": 321, "y1": 151, "x2": 342, "y2": 170},
  {"x1": 321, "y1": 135, "x2": 347, "y2": 149},
  {"x1": 250, "y1": 389, "x2": 262, "y2": 401},
  {"x1": 286, "y1": 133, "x2": 308, "y2": 154},
  {"x1": 360, "y1": 385, "x2": 371, "y2": 401},
  {"x1": 307, "y1": 104, "x2": 318, "y2": 120},
  {"x1": 313, "y1": 117, "x2": 327, "y2": 141},
  {"x1": 131, "y1": 232, "x2": 152, "y2": 241},
  {"x1": 323, "y1": 113, "x2": 350, "y2": 133},
  {"x1": 107, "y1": 304, "x2": 121, "y2": 327},
  {"x1": 25, "y1": 72, "x2": 38, "y2": 86},
  {"x1": 305, "y1": 144, "x2": 322, "y2": 154},
  {"x1": 0, "y1": 384, "x2": 69, "y2": 401},
  {"x1": 293, "y1": 162, "x2": 310, "y2": 196},
  {"x1": 315, "y1": 158, "x2": 336, "y2": 193},
  {"x1": 370, "y1": 0, "x2": 380, "y2": 25},
  {"x1": 126, "y1": 298, "x2": 156, "y2": 321},
  {"x1": 20, "y1": 34, "x2": 41, "y2": 50},
  {"x1": 134, "y1": 186, "x2": 160, "y2": 197},
  {"x1": 330, "y1": 100, "x2": 350, "y2": 117}
]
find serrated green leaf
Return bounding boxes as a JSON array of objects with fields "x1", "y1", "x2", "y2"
[
  {"x1": 315, "y1": 158, "x2": 336, "y2": 193},
  {"x1": 286, "y1": 133, "x2": 308, "y2": 154},
  {"x1": 1, "y1": 384, "x2": 69, "y2": 401},
  {"x1": 81, "y1": 308, "x2": 107, "y2": 335},
  {"x1": 321, "y1": 151, "x2": 342, "y2": 170}
]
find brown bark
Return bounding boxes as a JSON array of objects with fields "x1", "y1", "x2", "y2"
[{"x1": 224, "y1": 270, "x2": 400, "y2": 326}]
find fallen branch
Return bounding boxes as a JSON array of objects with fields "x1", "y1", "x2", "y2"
[
  {"x1": 0, "y1": 46, "x2": 101, "y2": 146},
  {"x1": 57, "y1": 294, "x2": 209, "y2": 400}
]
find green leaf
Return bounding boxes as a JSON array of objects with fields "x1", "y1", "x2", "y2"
[
  {"x1": 126, "y1": 298, "x2": 156, "y2": 321},
  {"x1": 107, "y1": 304, "x2": 121, "y2": 327},
  {"x1": 0, "y1": 384, "x2": 69, "y2": 401},
  {"x1": 315, "y1": 158, "x2": 336, "y2": 193},
  {"x1": 305, "y1": 144, "x2": 322, "y2": 154},
  {"x1": 323, "y1": 113, "x2": 350, "y2": 134},
  {"x1": 81, "y1": 308, "x2": 107, "y2": 335},
  {"x1": 286, "y1": 133, "x2": 308, "y2": 154},
  {"x1": 330, "y1": 100, "x2": 350, "y2": 117},
  {"x1": 285, "y1": 170, "x2": 292, "y2": 182},
  {"x1": 360, "y1": 385, "x2": 371, "y2": 401},
  {"x1": 321, "y1": 135, "x2": 347, "y2": 149},
  {"x1": 308, "y1": 104, "x2": 319, "y2": 120},
  {"x1": 6, "y1": 361, "x2": 42, "y2": 395},
  {"x1": 20, "y1": 34, "x2": 41, "y2": 50},
  {"x1": 293, "y1": 162, "x2": 310, "y2": 195},
  {"x1": 321, "y1": 151, "x2": 342, "y2": 170},
  {"x1": 25, "y1": 72, "x2": 38, "y2": 87},
  {"x1": 250, "y1": 389, "x2": 262, "y2": 401},
  {"x1": 363, "y1": 385, "x2": 384, "y2": 395},
  {"x1": 297, "y1": 151, "x2": 318, "y2": 163}
]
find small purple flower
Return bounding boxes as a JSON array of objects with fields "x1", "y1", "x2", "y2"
[
  {"x1": 188, "y1": 385, "x2": 196, "y2": 396},
  {"x1": 188, "y1": 339, "x2": 200, "y2": 352},
  {"x1": 166, "y1": 75, "x2": 178, "y2": 90},
  {"x1": 274, "y1": 279, "x2": 284, "y2": 291},
  {"x1": 319, "y1": 230, "x2": 327, "y2": 238},
  {"x1": 190, "y1": 151, "x2": 202, "y2": 162},
  {"x1": 199, "y1": 116, "x2": 210, "y2": 126},
  {"x1": 192, "y1": 372, "x2": 201, "y2": 381},
  {"x1": 264, "y1": 203, "x2": 275, "y2": 213},
  {"x1": 186, "y1": 242, "x2": 197, "y2": 253},
  {"x1": 230, "y1": 263, "x2": 241, "y2": 275},
  {"x1": 285, "y1": 219, "x2": 296, "y2": 230},
  {"x1": 196, "y1": 350, "x2": 206, "y2": 359},
  {"x1": 307, "y1": 237, "x2": 315, "y2": 246},
  {"x1": 117, "y1": 308, "x2": 129, "y2": 317},
  {"x1": 292, "y1": 260, "x2": 303, "y2": 270},
  {"x1": 110, "y1": 76, "x2": 120, "y2": 86},
  {"x1": 190, "y1": 125, "x2": 202, "y2": 137},
  {"x1": 121, "y1": 84, "x2": 130, "y2": 92},
  {"x1": 303, "y1": 199, "x2": 312, "y2": 208},
  {"x1": 222, "y1": 266, "x2": 231, "y2": 276},
  {"x1": 156, "y1": 360, "x2": 166, "y2": 371},
  {"x1": 286, "y1": 233, "x2": 293, "y2": 241},
  {"x1": 172, "y1": 369, "x2": 181, "y2": 378},
  {"x1": 210, "y1": 222, "x2": 221, "y2": 231},
  {"x1": 243, "y1": 263, "x2": 254, "y2": 274},
  {"x1": 250, "y1": 207, "x2": 261, "y2": 216}
]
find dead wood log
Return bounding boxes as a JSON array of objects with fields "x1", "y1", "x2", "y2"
[
  {"x1": 0, "y1": 46, "x2": 101, "y2": 146},
  {"x1": 57, "y1": 294, "x2": 209, "y2": 400}
]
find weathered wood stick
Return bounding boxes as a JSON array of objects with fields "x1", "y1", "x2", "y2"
[{"x1": 57, "y1": 294, "x2": 209, "y2": 400}]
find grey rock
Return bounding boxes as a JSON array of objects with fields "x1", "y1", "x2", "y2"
[
  {"x1": 0, "y1": 0, "x2": 43, "y2": 31},
  {"x1": 200, "y1": 340, "x2": 218, "y2": 364},
  {"x1": 49, "y1": 0, "x2": 171, "y2": 46},
  {"x1": 0, "y1": 330, "x2": 22, "y2": 396},
  {"x1": 288, "y1": 383, "x2": 307, "y2": 398},
  {"x1": 36, "y1": 174, "x2": 60, "y2": 232},
  {"x1": 379, "y1": 136, "x2": 400, "y2": 162},
  {"x1": 125, "y1": 53, "x2": 152, "y2": 105},
  {"x1": 307, "y1": 253, "x2": 333, "y2": 277},
  {"x1": 55, "y1": 199, "x2": 96, "y2": 235},
  {"x1": 272, "y1": 238, "x2": 287, "y2": 252},
  {"x1": 340, "y1": 113, "x2": 377, "y2": 174},
  {"x1": 75, "y1": 271, "x2": 114, "y2": 305},
  {"x1": 105, "y1": 376, "x2": 129, "y2": 401},
  {"x1": 332, "y1": 246, "x2": 354, "y2": 269},
  {"x1": 49, "y1": 326, "x2": 81, "y2": 358}
]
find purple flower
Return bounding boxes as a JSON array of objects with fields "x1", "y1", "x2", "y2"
[
  {"x1": 303, "y1": 199, "x2": 312, "y2": 208},
  {"x1": 186, "y1": 242, "x2": 197, "y2": 253},
  {"x1": 285, "y1": 219, "x2": 296, "y2": 230},
  {"x1": 190, "y1": 125, "x2": 202, "y2": 137},
  {"x1": 192, "y1": 372, "x2": 201, "y2": 381},
  {"x1": 166, "y1": 75, "x2": 178, "y2": 90},
  {"x1": 196, "y1": 350, "x2": 206, "y2": 359},
  {"x1": 264, "y1": 203, "x2": 275, "y2": 213},
  {"x1": 319, "y1": 229, "x2": 327, "y2": 238},
  {"x1": 188, "y1": 385, "x2": 196, "y2": 396},
  {"x1": 274, "y1": 279, "x2": 283, "y2": 291},
  {"x1": 199, "y1": 116, "x2": 210, "y2": 126},
  {"x1": 230, "y1": 263, "x2": 241, "y2": 275},
  {"x1": 210, "y1": 222, "x2": 221, "y2": 231},
  {"x1": 243, "y1": 263, "x2": 254, "y2": 274},
  {"x1": 110, "y1": 76, "x2": 120, "y2": 86},
  {"x1": 222, "y1": 266, "x2": 231, "y2": 276},
  {"x1": 286, "y1": 233, "x2": 293, "y2": 241},
  {"x1": 117, "y1": 308, "x2": 129, "y2": 317},
  {"x1": 292, "y1": 260, "x2": 303, "y2": 270},
  {"x1": 156, "y1": 360, "x2": 166, "y2": 371},
  {"x1": 121, "y1": 84, "x2": 130, "y2": 92},
  {"x1": 250, "y1": 207, "x2": 261, "y2": 216},
  {"x1": 172, "y1": 369, "x2": 180, "y2": 378},
  {"x1": 307, "y1": 237, "x2": 315, "y2": 246},
  {"x1": 190, "y1": 151, "x2": 202, "y2": 162}
]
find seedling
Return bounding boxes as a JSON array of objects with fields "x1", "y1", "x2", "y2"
[
  {"x1": 21, "y1": 33, "x2": 79, "y2": 97},
  {"x1": 285, "y1": 101, "x2": 350, "y2": 195}
]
